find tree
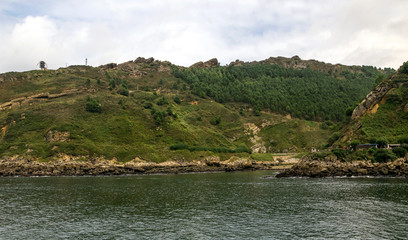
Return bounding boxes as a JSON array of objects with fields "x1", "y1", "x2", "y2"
[
  {"x1": 392, "y1": 147, "x2": 407, "y2": 158},
  {"x1": 376, "y1": 139, "x2": 388, "y2": 148},
  {"x1": 157, "y1": 97, "x2": 168, "y2": 106},
  {"x1": 350, "y1": 140, "x2": 360, "y2": 151},
  {"x1": 374, "y1": 149, "x2": 397, "y2": 162},
  {"x1": 400, "y1": 61, "x2": 408, "y2": 74},
  {"x1": 117, "y1": 87, "x2": 129, "y2": 96},
  {"x1": 173, "y1": 96, "x2": 181, "y2": 104},
  {"x1": 85, "y1": 96, "x2": 102, "y2": 113}
]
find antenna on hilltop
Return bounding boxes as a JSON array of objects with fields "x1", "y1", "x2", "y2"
[{"x1": 85, "y1": 58, "x2": 88, "y2": 66}]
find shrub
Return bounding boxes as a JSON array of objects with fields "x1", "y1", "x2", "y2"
[
  {"x1": 143, "y1": 102, "x2": 153, "y2": 109},
  {"x1": 400, "y1": 61, "x2": 408, "y2": 74},
  {"x1": 327, "y1": 132, "x2": 341, "y2": 145},
  {"x1": 234, "y1": 145, "x2": 252, "y2": 154},
  {"x1": 170, "y1": 143, "x2": 189, "y2": 150},
  {"x1": 376, "y1": 139, "x2": 388, "y2": 148},
  {"x1": 85, "y1": 96, "x2": 102, "y2": 113},
  {"x1": 345, "y1": 107, "x2": 354, "y2": 116},
  {"x1": 157, "y1": 97, "x2": 168, "y2": 106},
  {"x1": 117, "y1": 87, "x2": 129, "y2": 96},
  {"x1": 210, "y1": 116, "x2": 221, "y2": 125},
  {"x1": 397, "y1": 136, "x2": 408, "y2": 144},
  {"x1": 332, "y1": 148, "x2": 347, "y2": 160},
  {"x1": 350, "y1": 140, "x2": 360, "y2": 151},
  {"x1": 253, "y1": 106, "x2": 261, "y2": 116},
  {"x1": 152, "y1": 110, "x2": 166, "y2": 125},
  {"x1": 373, "y1": 149, "x2": 397, "y2": 162},
  {"x1": 173, "y1": 96, "x2": 181, "y2": 104},
  {"x1": 392, "y1": 147, "x2": 407, "y2": 158}
]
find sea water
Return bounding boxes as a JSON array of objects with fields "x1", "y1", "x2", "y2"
[{"x1": 0, "y1": 171, "x2": 407, "y2": 239}]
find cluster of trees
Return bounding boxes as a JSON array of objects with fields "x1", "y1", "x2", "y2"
[
  {"x1": 170, "y1": 143, "x2": 252, "y2": 154},
  {"x1": 173, "y1": 64, "x2": 387, "y2": 121}
]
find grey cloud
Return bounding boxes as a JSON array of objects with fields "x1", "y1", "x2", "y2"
[{"x1": 0, "y1": 0, "x2": 407, "y2": 73}]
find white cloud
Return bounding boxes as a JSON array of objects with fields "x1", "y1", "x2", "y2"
[{"x1": 0, "y1": 0, "x2": 407, "y2": 73}]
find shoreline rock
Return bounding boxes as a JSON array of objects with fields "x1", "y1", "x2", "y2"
[
  {"x1": 0, "y1": 155, "x2": 286, "y2": 177},
  {"x1": 276, "y1": 158, "x2": 408, "y2": 178}
]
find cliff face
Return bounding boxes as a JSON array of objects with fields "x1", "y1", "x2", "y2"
[
  {"x1": 342, "y1": 63, "x2": 408, "y2": 143},
  {"x1": 351, "y1": 77, "x2": 399, "y2": 120}
]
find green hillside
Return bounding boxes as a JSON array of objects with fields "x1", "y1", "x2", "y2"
[
  {"x1": 0, "y1": 57, "x2": 390, "y2": 162},
  {"x1": 342, "y1": 61, "x2": 408, "y2": 144}
]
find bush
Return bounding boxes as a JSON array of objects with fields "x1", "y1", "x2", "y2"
[
  {"x1": 345, "y1": 107, "x2": 354, "y2": 116},
  {"x1": 210, "y1": 116, "x2": 221, "y2": 125},
  {"x1": 143, "y1": 102, "x2": 153, "y2": 109},
  {"x1": 152, "y1": 109, "x2": 166, "y2": 125},
  {"x1": 117, "y1": 87, "x2": 129, "y2": 96},
  {"x1": 170, "y1": 143, "x2": 189, "y2": 150},
  {"x1": 327, "y1": 132, "x2": 341, "y2": 145},
  {"x1": 85, "y1": 96, "x2": 102, "y2": 113},
  {"x1": 373, "y1": 149, "x2": 397, "y2": 162},
  {"x1": 397, "y1": 136, "x2": 408, "y2": 144},
  {"x1": 253, "y1": 106, "x2": 261, "y2": 116},
  {"x1": 157, "y1": 97, "x2": 168, "y2": 106},
  {"x1": 332, "y1": 148, "x2": 347, "y2": 160},
  {"x1": 350, "y1": 140, "x2": 360, "y2": 151},
  {"x1": 392, "y1": 147, "x2": 407, "y2": 158},
  {"x1": 400, "y1": 61, "x2": 408, "y2": 74},
  {"x1": 376, "y1": 139, "x2": 388, "y2": 148},
  {"x1": 173, "y1": 96, "x2": 181, "y2": 104}
]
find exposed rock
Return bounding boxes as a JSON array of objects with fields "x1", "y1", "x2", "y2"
[
  {"x1": 0, "y1": 154, "x2": 281, "y2": 176},
  {"x1": 229, "y1": 59, "x2": 245, "y2": 66},
  {"x1": 0, "y1": 89, "x2": 84, "y2": 112},
  {"x1": 134, "y1": 57, "x2": 154, "y2": 64},
  {"x1": 276, "y1": 158, "x2": 408, "y2": 178},
  {"x1": 351, "y1": 79, "x2": 397, "y2": 120},
  {"x1": 190, "y1": 58, "x2": 220, "y2": 68},
  {"x1": 45, "y1": 130, "x2": 70, "y2": 143},
  {"x1": 99, "y1": 63, "x2": 117, "y2": 70}
]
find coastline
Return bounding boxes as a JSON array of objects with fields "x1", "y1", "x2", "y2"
[
  {"x1": 276, "y1": 158, "x2": 408, "y2": 178},
  {"x1": 0, "y1": 155, "x2": 292, "y2": 177}
]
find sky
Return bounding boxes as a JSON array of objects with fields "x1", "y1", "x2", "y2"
[{"x1": 0, "y1": 0, "x2": 407, "y2": 73}]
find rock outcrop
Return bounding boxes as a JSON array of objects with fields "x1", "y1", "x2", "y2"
[
  {"x1": 0, "y1": 89, "x2": 86, "y2": 112},
  {"x1": 0, "y1": 155, "x2": 281, "y2": 177},
  {"x1": 351, "y1": 79, "x2": 397, "y2": 120},
  {"x1": 276, "y1": 158, "x2": 408, "y2": 178},
  {"x1": 190, "y1": 58, "x2": 220, "y2": 68}
]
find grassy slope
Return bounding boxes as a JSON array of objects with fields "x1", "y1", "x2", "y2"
[
  {"x1": 0, "y1": 63, "x2": 334, "y2": 162},
  {"x1": 340, "y1": 69, "x2": 408, "y2": 144}
]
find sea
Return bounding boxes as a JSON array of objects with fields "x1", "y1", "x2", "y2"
[{"x1": 0, "y1": 171, "x2": 407, "y2": 239}]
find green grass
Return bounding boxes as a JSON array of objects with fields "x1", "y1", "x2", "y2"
[{"x1": 0, "y1": 64, "x2": 336, "y2": 162}]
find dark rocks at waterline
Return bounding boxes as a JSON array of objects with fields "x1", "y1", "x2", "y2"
[
  {"x1": 276, "y1": 159, "x2": 408, "y2": 178},
  {"x1": 0, "y1": 155, "x2": 281, "y2": 177}
]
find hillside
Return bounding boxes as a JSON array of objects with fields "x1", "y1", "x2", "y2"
[
  {"x1": 341, "y1": 61, "x2": 408, "y2": 144},
  {"x1": 0, "y1": 57, "x2": 390, "y2": 162}
]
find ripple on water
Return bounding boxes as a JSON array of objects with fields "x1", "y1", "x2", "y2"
[{"x1": 0, "y1": 172, "x2": 407, "y2": 239}]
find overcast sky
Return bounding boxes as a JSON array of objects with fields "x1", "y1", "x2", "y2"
[{"x1": 1, "y1": 0, "x2": 407, "y2": 73}]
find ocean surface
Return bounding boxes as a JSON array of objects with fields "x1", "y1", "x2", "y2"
[{"x1": 0, "y1": 171, "x2": 407, "y2": 239}]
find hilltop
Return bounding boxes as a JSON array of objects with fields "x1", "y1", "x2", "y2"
[{"x1": 0, "y1": 56, "x2": 391, "y2": 163}]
